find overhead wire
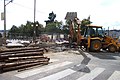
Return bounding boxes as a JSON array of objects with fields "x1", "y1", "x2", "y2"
[
  {"x1": 0, "y1": 1, "x2": 47, "y2": 15},
  {"x1": 12, "y1": 2, "x2": 45, "y2": 14}
]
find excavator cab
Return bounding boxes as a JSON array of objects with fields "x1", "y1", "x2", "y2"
[
  {"x1": 83, "y1": 25, "x2": 104, "y2": 38},
  {"x1": 82, "y1": 25, "x2": 104, "y2": 51}
]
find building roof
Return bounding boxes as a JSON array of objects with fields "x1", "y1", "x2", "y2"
[{"x1": 65, "y1": 12, "x2": 77, "y2": 21}]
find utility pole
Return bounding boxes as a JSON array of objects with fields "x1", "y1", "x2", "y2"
[
  {"x1": 3, "y1": 0, "x2": 13, "y2": 45},
  {"x1": 4, "y1": 0, "x2": 6, "y2": 45},
  {"x1": 33, "y1": 0, "x2": 36, "y2": 42}
]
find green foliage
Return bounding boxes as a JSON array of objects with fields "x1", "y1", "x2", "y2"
[
  {"x1": 45, "y1": 11, "x2": 56, "y2": 25},
  {"x1": 81, "y1": 19, "x2": 92, "y2": 26},
  {"x1": 8, "y1": 21, "x2": 44, "y2": 39},
  {"x1": 8, "y1": 25, "x2": 19, "y2": 39},
  {"x1": 64, "y1": 19, "x2": 78, "y2": 35},
  {"x1": 48, "y1": 11, "x2": 56, "y2": 22},
  {"x1": 45, "y1": 22, "x2": 57, "y2": 33},
  {"x1": 64, "y1": 16, "x2": 93, "y2": 35},
  {"x1": 44, "y1": 11, "x2": 66, "y2": 34},
  {"x1": 65, "y1": 20, "x2": 71, "y2": 26},
  {"x1": 62, "y1": 25, "x2": 69, "y2": 34},
  {"x1": 80, "y1": 17, "x2": 92, "y2": 35},
  {"x1": 45, "y1": 21, "x2": 62, "y2": 34}
]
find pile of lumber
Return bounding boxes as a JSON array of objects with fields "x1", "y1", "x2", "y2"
[{"x1": 0, "y1": 47, "x2": 50, "y2": 73}]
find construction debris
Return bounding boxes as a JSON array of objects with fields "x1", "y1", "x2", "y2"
[{"x1": 0, "y1": 47, "x2": 50, "y2": 73}]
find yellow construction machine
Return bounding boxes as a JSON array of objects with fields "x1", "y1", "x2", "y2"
[{"x1": 69, "y1": 18, "x2": 120, "y2": 52}]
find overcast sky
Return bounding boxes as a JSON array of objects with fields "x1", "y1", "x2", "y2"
[{"x1": 0, "y1": 0, "x2": 120, "y2": 30}]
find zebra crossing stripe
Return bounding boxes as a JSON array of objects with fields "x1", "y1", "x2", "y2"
[
  {"x1": 38, "y1": 69, "x2": 76, "y2": 80},
  {"x1": 77, "y1": 67, "x2": 105, "y2": 80},
  {"x1": 15, "y1": 61, "x2": 72, "y2": 78},
  {"x1": 107, "y1": 71, "x2": 120, "y2": 80}
]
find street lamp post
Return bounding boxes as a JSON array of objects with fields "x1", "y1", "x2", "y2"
[
  {"x1": 4, "y1": 0, "x2": 6, "y2": 45},
  {"x1": 33, "y1": 0, "x2": 36, "y2": 42},
  {"x1": 3, "y1": 0, "x2": 13, "y2": 45}
]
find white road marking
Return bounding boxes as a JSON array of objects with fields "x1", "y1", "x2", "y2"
[
  {"x1": 38, "y1": 69, "x2": 76, "y2": 80},
  {"x1": 107, "y1": 71, "x2": 120, "y2": 80},
  {"x1": 49, "y1": 59, "x2": 59, "y2": 62},
  {"x1": 77, "y1": 67, "x2": 105, "y2": 80},
  {"x1": 15, "y1": 61, "x2": 72, "y2": 78}
]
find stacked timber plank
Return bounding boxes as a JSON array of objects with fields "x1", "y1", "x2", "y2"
[{"x1": 0, "y1": 47, "x2": 50, "y2": 73}]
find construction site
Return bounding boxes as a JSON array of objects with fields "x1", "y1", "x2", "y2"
[{"x1": 0, "y1": 12, "x2": 120, "y2": 80}]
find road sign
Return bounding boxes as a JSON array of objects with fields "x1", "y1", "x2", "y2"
[{"x1": 1, "y1": 12, "x2": 4, "y2": 20}]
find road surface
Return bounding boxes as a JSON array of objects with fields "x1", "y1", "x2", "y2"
[{"x1": 0, "y1": 50, "x2": 120, "y2": 80}]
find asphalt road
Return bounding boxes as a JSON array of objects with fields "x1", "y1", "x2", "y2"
[{"x1": 0, "y1": 49, "x2": 120, "y2": 80}]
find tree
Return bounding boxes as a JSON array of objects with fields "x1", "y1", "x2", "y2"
[
  {"x1": 48, "y1": 11, "x2": 56, "y2": 22},
  {"x1": 18, "y1": 24, "x2": 26, "y2": 38},
  {"x1": 8, "y1": 25, "x2": 19, "y2": 39},
  {"x1": 45, "y1": 11, "x2": 56, "y2": 25},
  {"x1": 35, "y1": 21, "x2": 44, "y2": 37},
  {"x1": 45, "y1": 22, "x2": 58, "y2": 33},
  {"x1": 45, "y1": 20, "x2": 62, "y2": 34},
  {"x1": 81, "y1": 16, "x2": 92, "y2": 35},
  {"x1": 64, "y1": 19, "x2": 77, "y2": 35},
  {"x1": 8, "y1": 21, "x2": 44, "y2": 39}
]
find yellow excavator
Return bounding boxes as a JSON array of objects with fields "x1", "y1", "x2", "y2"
[{"x1": 69, "y1": 17, "x2": 120, "y2": 52}]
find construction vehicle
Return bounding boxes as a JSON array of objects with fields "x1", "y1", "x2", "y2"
[{"x1": 69, "y1": 17, "x2": 120, "y2": 52}]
